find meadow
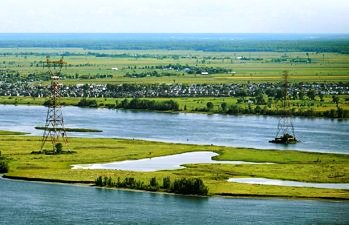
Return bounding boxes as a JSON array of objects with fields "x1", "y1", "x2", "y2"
[
  {"x1": 1, "y1": 48, "x2": 348, "y2": 84},
  {"x1": 1, "y1": 133, "x2": 348, "y2": 199}
]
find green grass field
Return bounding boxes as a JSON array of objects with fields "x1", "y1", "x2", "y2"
[
  {"x1": 1, "y1": 48, "x2": 349, "y2": 84},
  {"x1": 1, "y1": 134, "x2": 348, "y2": 199}
]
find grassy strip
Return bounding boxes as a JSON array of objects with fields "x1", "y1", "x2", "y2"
[
  {"x1": 0, "y1": 135, "x2": 348, "y2": 199},
  {"x1": 0, "y1": 95, "x2": 348, "y2": 118},
  {"x1": 0, "y1": 130, "x2": 29, "y2": 135},
  {"x1": 34, "y1": 127, "x2": 102, "y2": 133}
]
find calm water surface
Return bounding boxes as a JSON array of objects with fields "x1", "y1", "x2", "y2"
[
  {"x1": 1, "y1": 178, "x2": 349, "y2": 225},
  {"x1": 0, "y1": 105, "x2": 348, "y2": 153},
  {"x1": 228, "y1": 178, "x2": 349, "y2": 190},
  {"x1": 71, "y1": 151, "x2": 271, "y2": 171}
]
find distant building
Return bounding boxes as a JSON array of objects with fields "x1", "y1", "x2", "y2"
[
  {"x1": 201, "y1": 72, "x2": 209, "y2": 75},
  {"x1": 111, "y1": 67, "x2": 118, "y2": 71}
]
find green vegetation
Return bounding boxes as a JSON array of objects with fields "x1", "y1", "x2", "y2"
[
  {"x1": 95, "y1": 176, "x2": 208, "y2": 195},
  {"x1": 1, "y1": 35, "x2": 348, "y2": 53},
  {"x1": 0, "y1": 135, "x2": 348, "y2": 199},
  {"x1": 34, "y1": 127, "x2": 102, "y2": 133},
  {"x1": 0, "y1": 151, "x2": 9, "y2": 173},
  {"x1": 0, "y1": 130, "x2": 29, "y2": 135},
  {"x1": 0, "y1": 161, "x2": 8, "y2": 173},
  {"x1": 115, "y1": 98, "x2": 179, "y2": 111},
  {"x1": 1, "y1": 48, "x2": 349, "y2": 85},
  {"x1": 1, "y1": 45, "x2": 348, "y2": 118},
  {"x1": 1, "y1": 95, "x2": 348, "y2": 118}
]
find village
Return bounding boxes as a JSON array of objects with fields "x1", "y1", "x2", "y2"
[{"x1": 0, "y1": 80, "x2": 348, "y2": 99}]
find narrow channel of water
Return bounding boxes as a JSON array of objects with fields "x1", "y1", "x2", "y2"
[
  {"x1": 0, "y1": 105, "x2": 348, "y2": 153},
  {"x1": 1, "y1": 178, "x2": 349, "y2": 225},
  {"x1": 71, "y1": 151, "x2": 272, "y2": 171},
  {"x1": 228, "y1": 178, "x2": 349, "y2": 190}
]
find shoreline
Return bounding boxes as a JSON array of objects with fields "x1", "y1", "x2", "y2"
[
  {"x1": 2, "y1": 175, "x2": 349, "y2": 201},
  {"x1": 0, "y1": 100, "x2": 347, "y2": 120}
]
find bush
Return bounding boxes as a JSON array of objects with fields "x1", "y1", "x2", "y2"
[
  {"x1": 149, "y1": 177, "x2": 159, "y2": 191},
  {"x1": 206, "y1": 102, "x2": 214, "y2": 110},
  {"x1": 0, "y1": 160, "x2": 9, "y2": 173},
  {"x1": 162, "y1": 177, "x2": 171, "y2": 189},
  {"x1": 55, "y1": 143, "x2": 63, "y2": 154},
  {"x1": 77, "y1": 98, "x2": 98, "y2": 107}
]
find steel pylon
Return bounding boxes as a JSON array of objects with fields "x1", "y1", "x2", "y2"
[{"x1": 40, "y1": 56, "x2": 68, "y2": 153}]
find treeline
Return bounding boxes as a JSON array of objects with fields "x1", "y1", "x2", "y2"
[
  {"x1": 77, "y1": 98, "x2": 179, "y2": 111},
  {"x1": 95, "y1": 176, "x2": 208, "y2": 196},
  {"x1": 115, "y1": 98, "x2": 179, "y2": 111},
  {"x1": 124, "y1": 71, "x2": 176, "y2": 78},
  {"x1": 202, "y1": 102, "x2": 349, "y2": 118},
  {"x1": 153, "y1": 64, "x2": 231, "y2": 74},
  {"x1": 1, "y1": 35, "x2": 349, "y2": 53},
  {"x1": 0, "y1": 151, "x2": 9, "y2": 173}
]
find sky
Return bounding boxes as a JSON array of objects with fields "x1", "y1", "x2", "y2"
[{"x1": 0, "y1": 0, "x2": 348, "y2": 33}]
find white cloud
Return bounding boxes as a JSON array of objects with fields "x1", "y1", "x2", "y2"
[{"x1": 0, "y1": 0, "x2": 348, "y2": 32}]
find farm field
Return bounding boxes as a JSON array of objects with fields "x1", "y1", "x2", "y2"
[{"x1": 1, "y1": 48, "x2": 349, "y2": 84}]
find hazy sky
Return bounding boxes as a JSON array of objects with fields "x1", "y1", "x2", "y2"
[{"x1": 0, "y1": 0, "x2": 348, "y2": 33}]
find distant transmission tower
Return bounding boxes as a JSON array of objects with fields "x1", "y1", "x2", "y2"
[
  {"x1": 40, "y1": 56, "x2": 68, "y2": 153},
  {"x1": 270, "y1": 71, "x2": 298, "y2": 144}
]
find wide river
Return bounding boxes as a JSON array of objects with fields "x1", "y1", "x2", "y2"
[
  {"x1": 0, "y1": 178, "x2": 348, "y2": 225},
  {"x1": 0, "y1": 105, "x2": 348, "y2": 153}
]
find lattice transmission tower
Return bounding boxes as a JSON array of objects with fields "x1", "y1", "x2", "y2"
[
  {"x1": 40, "y1": 56, "x2": 68, "y2": 153},
  {"x1": 270, "y1": 71, "x2": 298, "y2": 144}
]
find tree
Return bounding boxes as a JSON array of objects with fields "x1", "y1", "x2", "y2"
[
  {"x1": 319, "y1": 92, "x2": 324, "y2": 102},
  {"x1": 298, "y1": 91, "x2": 305, "y2": 100},
  {"x1": 149, "y1": 177, "x2": 159, "y2": 191},
  {"x1": 162, "y1": 177, "x2": 171, "y2": 189},
  {"x1": 0, "y1": 160, "x2": 8, "y2": 173},
  {"x1": 221, "y1": 102, "x2": 227, "y2": 112},
  {"x1": 206, "y1": 102, "x2": 214, "y2": 111},
  {"x1": 256, "y1": 93, "x2": 266, "y2": 105},
  {"x1": 55, "y1": 143, "x2": 63, "y2": 154},
  {"x1": 307, "y1": 90, "x2": 316, "y2": 100},
  {"x1": 332, "y1": 95, "x2": 340, "y2": 107}
]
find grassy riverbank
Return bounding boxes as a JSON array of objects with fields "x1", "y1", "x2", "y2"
[
  {"x1": 0, "y1": 95, "x2": 348, "y2": 118},
  {"x1": 0, "y1": 130, "x2": 29, "y2": 135},
  {"x1": 0, "y1": 135, "x2": 348, "y2": 199},
  {"x1": 34, "y1": 127, "x2": 102, "y2": 133}
]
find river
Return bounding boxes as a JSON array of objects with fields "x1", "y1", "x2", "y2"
[
  {"x1": 0, "y1": 178, "x2": 348, "y2": 225},
  {"x1": 0, "y1": 105, "x2": 348, "y2": 153}
]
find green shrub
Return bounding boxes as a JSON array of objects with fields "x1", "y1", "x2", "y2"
[
  {"x1": 149, "y1": 177, "x2": 159, "y2": 191},
  {"x1": 0, "y1": 160, "x2": 9, "y2": 173},
  {"x1": 162, "y1": 177, "x2": 171, "y2": 189}
]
